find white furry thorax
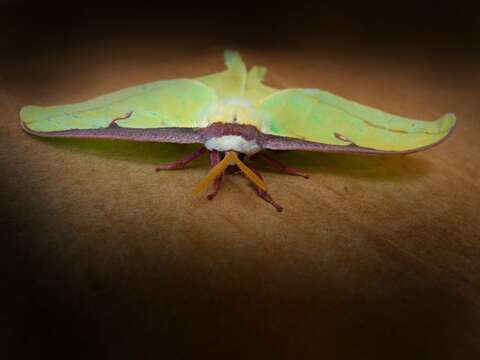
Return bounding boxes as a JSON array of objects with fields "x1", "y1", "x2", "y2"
[{"x1": 204, "y1": 135, "x2": 261, "y2": 155}]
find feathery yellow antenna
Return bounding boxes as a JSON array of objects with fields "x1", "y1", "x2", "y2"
[
  {"x1": 230, "y1": 152, "x2": 267, "y2": 191},
  {"x1": 192, "y1": 151, "x2": 267, "y2": 195},
  {"x1": 192, "y1": 152, "x2": 235, "y2": 195}
]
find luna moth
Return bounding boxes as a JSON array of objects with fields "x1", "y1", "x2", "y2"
[{"x1": 20, "y1": 50, "x2": 456, "y2": 212}]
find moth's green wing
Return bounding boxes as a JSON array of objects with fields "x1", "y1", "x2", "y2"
[
  {"x1": 245, "y1": 65, "x2": 278, "y2": 105},
  {"x1": 21, "y1": 79, "x2": 217, "y2": 133},
  {"x1": 196, "y1": 50, "x2": 278, "y2": 103},
  {"x1": 21, "y1": 50, "x2": 251, "y2": 137},
  {"x1": 195, "y1": 50, "x2": 247, "y2": 97},
  {"x1": 258, "y1": 89, "x2": 456, "y2": 153}
]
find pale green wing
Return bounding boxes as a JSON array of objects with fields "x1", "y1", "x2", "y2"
[
  {"x1": 244, "y1": 65, "x2": 278, "y2": 105},
  {"x1": 21, "y1": 79, "x2": 217, "y2": 133},
  {"x1": 195, "y1": 50, "x2": 247, "y2": 97},
  {"x1": 197, "y1": 51, "x2": 278, "y2": 103},
  {"x1": 258, "y1": 89, "x2": 456, "y2": 153}
]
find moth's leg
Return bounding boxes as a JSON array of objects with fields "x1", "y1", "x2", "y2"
[
  {"x1": 251, "y1": 152, "x2": 309, "y2": 179},
  {"x1": 207, "y1": 150, "x2": 223, "y2": 200},
  {"x1": 248, "y1": 166, "x2": 283, "y2": 212},
  {"x1": 155, "y1": 147, "x2": 208, "y2": 171}
]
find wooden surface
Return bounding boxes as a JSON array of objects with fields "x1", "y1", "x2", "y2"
[{"x1": 3, "y1": 34, "x2": 480, "y2": 358}]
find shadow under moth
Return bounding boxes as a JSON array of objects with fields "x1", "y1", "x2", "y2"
[{"x1": 20, "y1": 50, "x2": 456, "y2": 212}]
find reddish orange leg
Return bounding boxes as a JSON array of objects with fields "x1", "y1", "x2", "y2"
[
  {"x1": 251, "y1": 152, "x2": 309, "y2": 179},
  {"x1": 155, "y1": 147, "x2": 208, "y2": 171},
  {"x1": 248, "y1": 166, "x2": 283, "y2": 212},
  {"x1": 207, "y1": 150, "x2": 223, "y2": 200}
]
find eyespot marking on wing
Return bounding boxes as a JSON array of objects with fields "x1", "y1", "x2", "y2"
[
  {"x1": 334, "y1": 132, "x2": 353, "y2": 143},
  {"x1": 108, "y1": 111, "x2": 134, "y2": 127}
]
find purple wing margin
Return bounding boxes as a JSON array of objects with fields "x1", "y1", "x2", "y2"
[
  {"x1": 258, "y1": 124, "x2": 456, "y2": 155},
  {"x1": 21, "y1": 122, "x2": 203, "y2": 144}
]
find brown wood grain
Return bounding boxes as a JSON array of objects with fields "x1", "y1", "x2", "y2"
[{"x1": 3, "y1": 34, "x2": 480, "y2": 359}]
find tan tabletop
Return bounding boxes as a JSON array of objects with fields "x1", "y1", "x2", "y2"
[{"x1": 3, "y1": 32, "x2": 480, "y2": 358}]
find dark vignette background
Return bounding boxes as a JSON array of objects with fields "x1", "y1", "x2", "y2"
[{"x1": 2, "y1": 0, "x2": 480, "y2": 359}]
